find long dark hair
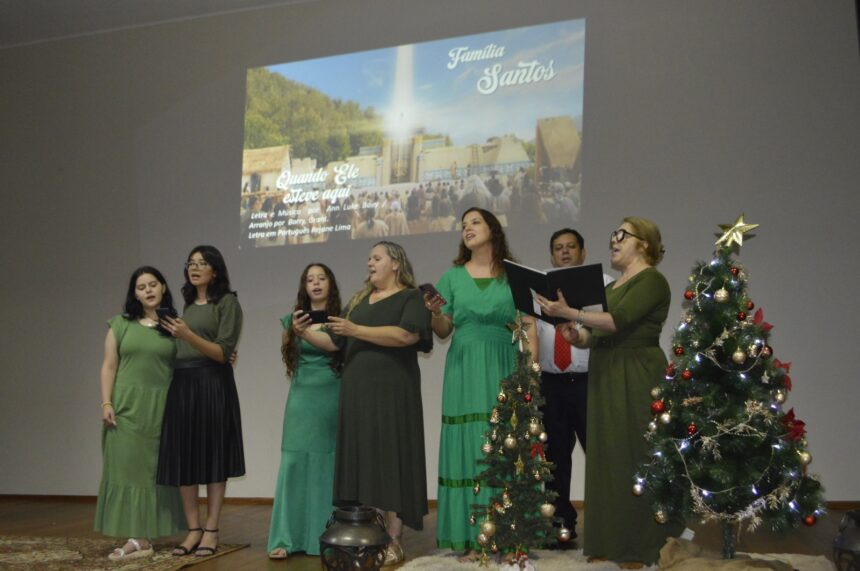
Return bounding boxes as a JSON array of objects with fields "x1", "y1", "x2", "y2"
[
  {"x1": 122, "y1": 266, "x2": 176, "y2": 337},
  {"x1": 180, "y1": 245, "x2": 237, "y2": 306},
  {"x1": 282, "y1": 263, "x2": 343, "y2": 377},
  {"x1": 453, "y1": 207, "x2": 514, "y2": 278}
]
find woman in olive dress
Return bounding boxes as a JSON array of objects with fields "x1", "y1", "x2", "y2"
[
  {"x1": 538, "y1": 217, "x2": 684, "y2": 566},
  {"x1": 297, "y1": 241, "x2": 432, "y2": 566},
  {"x1": 94, "y1": 266, "x2": 184, "y2": 560},
  {"x1": 268, "y1": 263, "x2": 342, "y2": 559},
  {"x1": 425, "y1": 208, "x2": 538, "y2": 561},
  {"x1": 157, "y1": 245, "x2": 244, "y2": 557}
]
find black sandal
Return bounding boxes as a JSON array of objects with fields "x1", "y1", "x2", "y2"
[
  {"x1": 195, "y1": 528, "x2": 219, "y2": 557},
  {"x1": 172, "y1": 528, "x2": 203, "y2": 556}
]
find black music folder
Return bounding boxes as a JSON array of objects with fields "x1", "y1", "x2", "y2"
[{"x1": 503, "y1": 259, "x2": 608, "y2": 326}]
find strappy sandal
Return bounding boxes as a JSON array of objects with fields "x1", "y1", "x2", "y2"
[
  {"x1": 172, "y1": 528, "x2": 203, "y2": 556},
  {"x1": 383, "y1": 541, "x2": 404, "y2": 566},
  {"x1": 195, "y1": 528, "x2": 219, "y2": 557},
  {"x1": 108, "y1": 538, "x2": 154, "y2": 560},
  {"x1": 269, "y1": 547, "x2": 289, "y2": 560}
]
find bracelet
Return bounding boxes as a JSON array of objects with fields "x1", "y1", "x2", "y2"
[
  {"x1": 101, "y1": 402, "x2": 113, "y2": 408},
  {"x1": 575, "y1": 309, "x2": 585, "y2": 327}
]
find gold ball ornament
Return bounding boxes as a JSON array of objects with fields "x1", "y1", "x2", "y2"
[
  {"x1": 632, "y1": 483, "x2": 644, "y2": 496},
  {"x1": 476, "y1": 532, "x2": 489, "y2": 546},
  {"x1": 775, "y1": 390, "x2": 786, "y2": 404},
  {"x1": 732, "y1": 350, "x2": 747, "y2": 364},
  {"x1": 648, "y1": 420, "x2": 658, "y2": 432},
  {"x1": 540, "y1": 503, "x2": 556, "y2": 518},
  {"x1": 481, "y1": 441, "x2": 493, "y2": 454},
  {"x1": 558, "y1": 527, "x2": 572, "y2": 542},
  {"x1": 714, "y1": 288, "x2": 730, "y2": 303},
  {"x1": 798, "y1": 451, "x2": 812, "y2": 466},
  {"x1": 497, "y1": 391, "x2": 507, "y2": 404},
  {"x1": 531, "y1": 361, "x2": 541, "y2": 373},
  {"x1": 539, "y1": 431, "x2": 548, "y2": 443},
  {"x1": 480, "y1": 520, "x2": 496, "y2": 537},
  {"x1": 655, "y1": 510, "x2": 667, "y2": 524},
  {"x1": 650, "y1": 387, "x2": 662, "y2": 399},
  {"x1": 504, "y1": 434, "x2": 518, "y2": 449},
  {"x1": 659, "y1": 412, "x2": 672, "y2": 424},
  {"x1": 528, "y1": 418, "x2": 541, "y2": 436}
]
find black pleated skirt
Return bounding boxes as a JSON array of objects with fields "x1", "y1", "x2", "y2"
[{"x1": 157, "y1": 358, "x2": 246, "y2": 486}]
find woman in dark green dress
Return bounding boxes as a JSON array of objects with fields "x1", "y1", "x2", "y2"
[
  {"x1": 297, "y1": 241, "x2": 432, "y2": 566},
  {"x1": 268, "y1": 263, "x2": 342, "y2": 559},
  {"x1": 538, "y1": 217, "x2": 684, "y2": 566},
  {"x1": 95, "y1": 266, "x2": 184, "y2": 560}
]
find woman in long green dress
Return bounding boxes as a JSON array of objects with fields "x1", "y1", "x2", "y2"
[
  {"x1": 426, "y1": 208, "x2": 538, "y2": 560},
  {"x1": 297, "y1": 241, "x2": 432, "y2": 566},
  {"x1": 94, "y1": 266, "x2": 184, "y2": 560},
  {"x1": 268, "y1": 263, "x2": 342, "y2": 559},
  {"x1": 538, "y1": 217, "x2": 684, "y2": 566}
]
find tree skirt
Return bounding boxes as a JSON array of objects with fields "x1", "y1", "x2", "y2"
[{"x1": 0, "y1": 535, "x2": 248, "y2": 571}]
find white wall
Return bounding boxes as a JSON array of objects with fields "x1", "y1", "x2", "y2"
[{"x1": 1, "y1": 0, "x2": 858, "y2": 505}]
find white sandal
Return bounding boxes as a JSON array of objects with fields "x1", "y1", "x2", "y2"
[{"x1": 107, "y1": 538, "x2": 154, "y2": 560}]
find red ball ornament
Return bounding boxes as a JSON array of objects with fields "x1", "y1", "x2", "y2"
[
  {"x1": 681, "y1": 369, "x2": 693, "y2": 381},
  {"x1": 650, "y1": 400, "x2": 666, "y2": 415},
  {"x1": 687, "y1": 423, "x2": 697, "y2": 436},
  {"x1": 803, "y1": 515, "x2": 816, "y2": 527},
  {"x1": 665, "y1": 363, "x2": 676, "y2": 377},
  {"x1": 524, "y1": 393, "x2": 533, "y2": 403},
  {"x1": 737, "y1": 311, "x2": 747, "y2": 321},
  {"x1": 730, "y1": 267, "x2": 739, "y2": 276},
  {"x1": 684, "y1": 290, "x2": 695, "y2": 300},
  {"x1": 746, "y1": 300, "x2": 755, "y2": 310},
  {"x1": 673, "y1": 346, "x2": 684, "y2": 356},
  {"x1": 760, "y1": 345, "x2": 773, "y2": 358}
]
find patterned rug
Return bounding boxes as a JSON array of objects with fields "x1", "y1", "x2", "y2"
[{"x1": 0, "y1": 536, "x2": 248, "y2": 570}]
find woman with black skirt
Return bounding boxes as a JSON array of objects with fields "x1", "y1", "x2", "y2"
[{"x1": 157, "y1": 245, "x2": 245, "y2": 557}]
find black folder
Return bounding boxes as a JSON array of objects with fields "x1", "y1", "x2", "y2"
[{"x1": 503, "y1": 259, "x2": 608, "y2": 326}]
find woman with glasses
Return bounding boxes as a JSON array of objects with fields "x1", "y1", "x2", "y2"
[
  {"x1": 94, "y1": 267, "x2": 184, "y2": 560},
  {"x1": 157, "y1": 245, "x2": 245, "y2": 558},
  {"x1": 537, "y1": 217, "x2": 683, "y2": 567},
  {"x1": 425, "y1": 207, "x2": 538, "y2": 561},
  {"x1": 295, "y1": 241, "x2": 432, "y2": 566}
]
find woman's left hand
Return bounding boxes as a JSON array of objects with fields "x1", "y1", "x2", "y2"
[
  {"x1": 326, "y1": 316, "x2": 358, "y2": 337},
  {"x1": 161, "y1": 316, "x2": 191, "y2": 340},
  {"x1": 534, "y1": 290, "x2": 575, "y2": 320}
]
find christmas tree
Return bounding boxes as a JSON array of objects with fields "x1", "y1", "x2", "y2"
[
  {"x1": 637, "y1": 216, "x2": 825, "y2": 558},
  {"x1": 470, "y1": 317, "x2": 569, "y2": 566}
]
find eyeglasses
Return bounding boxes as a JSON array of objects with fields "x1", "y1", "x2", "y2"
[
  {"x1": 611, "y1": 229, "x2": 644, "y2": 243},
  {"x1": 185, "y1": 260, "x2": 210, "y2": 270}
]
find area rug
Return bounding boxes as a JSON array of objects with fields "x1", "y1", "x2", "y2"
[{"x1": 0, "y1": 536, "x2": 248, "y2": 570}]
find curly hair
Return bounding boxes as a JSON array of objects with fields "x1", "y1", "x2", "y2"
[
  {"x1": 453, "y1": 207, "x2": 515, "y2": 277},
  {"x1": 282, "y1": 263, "x2": 343, "y2": 377}
]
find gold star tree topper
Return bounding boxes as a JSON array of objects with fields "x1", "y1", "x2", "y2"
[{"x1": 715, "y1": 214, "x2": 759, "y2": 248}]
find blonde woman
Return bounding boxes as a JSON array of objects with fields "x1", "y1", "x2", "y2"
[{"x1": 296, "y1": 241, "x2": 432, "y2": 565}]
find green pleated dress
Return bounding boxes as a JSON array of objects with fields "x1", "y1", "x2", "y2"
[
  {"x1": 268, "y1": 315, "x2": 341, "y2": 555},
  {"x1": 583, "y1": 267, "x2": 684, "y2": 564},
  {"x1": 94, "y1": 316, "x2": 184, "y2": 538},
  {"x1": 435, "y1": 266, "x2": 517, "y2": 550}
]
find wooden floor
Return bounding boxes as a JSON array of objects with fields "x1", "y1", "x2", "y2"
[{"x1": 0, "y1": 497, "x2": 841, "y2": 569}]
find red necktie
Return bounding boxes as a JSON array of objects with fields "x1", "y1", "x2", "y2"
[{"x1": 553, "y1": 328, "x2": 572, "y2": 371}]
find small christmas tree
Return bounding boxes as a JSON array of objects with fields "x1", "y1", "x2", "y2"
[
  {"x1": 470, "y1": 317, "x2": 568, "y2": 566},
  {"x1": 638, "y1": 216, "x2": 825, "y2": 558}
]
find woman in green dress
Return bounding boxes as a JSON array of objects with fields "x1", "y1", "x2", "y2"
[
  {"x1": 296, "y1": 241, "x2": 432, "y2": 566},
  {"x1": 94, "y1": 266, "x2": 184, "y2": 560},
  {"x1": 268, "y1": 263, "x2": 342, "y2": 559},
  {"x1": 538, "y1": 217, "x2": 684, "y2": 566},
  {"x1": 426, "y1": 208, "x2": 538, "y2": 560}
]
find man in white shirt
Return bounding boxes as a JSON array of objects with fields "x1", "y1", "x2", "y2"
[{"x1": 536, "y1": 228, "x2": 613, "y2": 543}]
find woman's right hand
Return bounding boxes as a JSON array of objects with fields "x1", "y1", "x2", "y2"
[
  {"x1": 423, "y1": 293, "x2": 445, "y2": 316},
  {"x1": 557, "y1": 322, "x2": 580, "y2": 346},
  {"x1": 292, "y1": 309, "x2": 313, "y2": 337},
  {"x1": 102, "y1": 405, "x2": 117, "y2": 427}
]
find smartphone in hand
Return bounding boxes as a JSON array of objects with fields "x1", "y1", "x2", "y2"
[
  {"x1": 156, "y1": 307, "x2": 178, "y2": 321},
  {"x1": 419, "y1": 283, "x2": 446, "y2": 305},
  {"x1": 308, "y1": 310, "x2": 328, "y2": 324}
]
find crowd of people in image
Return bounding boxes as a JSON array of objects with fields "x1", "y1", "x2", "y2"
[{"x1": 97, "y1": 209, "x2": 683, "y2": 568}]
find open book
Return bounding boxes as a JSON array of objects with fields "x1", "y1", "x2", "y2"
[{"x1": 503, "y1": 259, "x2": 608, "y2": 326}]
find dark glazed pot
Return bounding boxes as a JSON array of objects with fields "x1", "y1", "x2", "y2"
[{"x1": 320, "y1": 505, "x2": 389, "y2": 570}]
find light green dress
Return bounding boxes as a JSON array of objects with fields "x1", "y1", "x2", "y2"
[
  {"x1": 435, "y1": 266, "x2": 517, "y2": 550},
  {"x1": 584, "y1": 267, "x2": 683, "y2": 564},
  {"x1": 94, "y1": 316, "x2": 184, "y2": 538},
  {"x1": 267, "y1": 315, "x2": 341, "y2": 555}
]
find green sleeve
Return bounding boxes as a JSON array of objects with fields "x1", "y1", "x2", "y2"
[
  {"x1": 608, "y1": 270, "x2": 671, "y2": 333},
  {"x1": 214, "y1": 294, "x2": 243, "y2": 361},
  {"x1": 107, "y1": 315, "x2": 129, "y2": 353},
  {"x1": 399, "y1": 289, "x2": 433, "y2": 353},
  {"x1": 436, "y1": 267, "x2": 455, "y2": 316},
  {"x1": 280, "y1": 313, "x2": 292, "y2": 331}
]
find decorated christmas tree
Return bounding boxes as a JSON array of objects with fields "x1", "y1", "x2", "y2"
[
  {"x1": 470, "y1": 318, "x2": 568, "y2": 567},
  {"x1": 637, "y1": 216, "x2": 826, "y2": 558}
]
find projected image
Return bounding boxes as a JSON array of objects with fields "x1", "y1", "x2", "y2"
[{"x1": 239, "y1": 18, "x2": 585, "y2": 248}]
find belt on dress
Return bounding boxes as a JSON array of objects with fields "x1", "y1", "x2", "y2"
[{"x1": 174, "y1": 357, "x2": 226, "y2": 369}]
